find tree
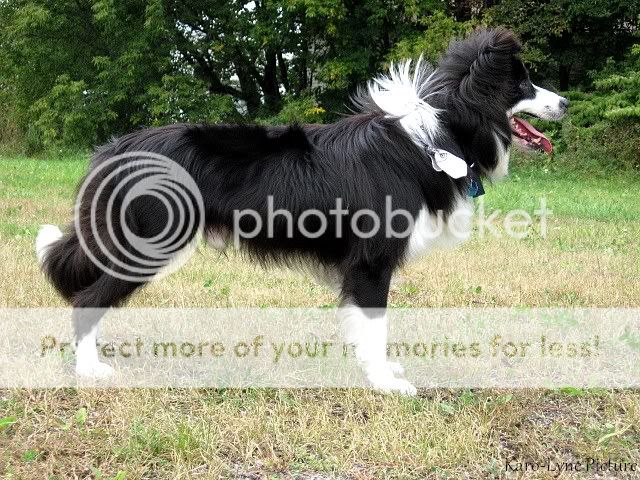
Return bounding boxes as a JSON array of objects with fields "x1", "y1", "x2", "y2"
[
  {"x1": 3, "y1": 0, "x2": 636, "y2": 153},
  {"x1": 0, "y1": 0, "x2": 176, "y2": 149},
  {"x1": 488, "y1": 0, "x2": 640, "y2": 90}
]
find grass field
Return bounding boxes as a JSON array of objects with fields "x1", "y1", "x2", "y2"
[{"x1": 0, "y1": 153, "x2": 639, "y2": 478}]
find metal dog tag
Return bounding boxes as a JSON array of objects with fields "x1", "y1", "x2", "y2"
[{"x1": 431, "y1": 149, "x2": 468, "y2": 179}]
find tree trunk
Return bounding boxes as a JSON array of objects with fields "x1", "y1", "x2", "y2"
[
  {"x1": 261, "y1": 48, "x2": 282, "y2": 113},
  {"x1": 235, "y1": 63, "x2": 261, "y2": 117},
  {"x1": 559, "y1": 64, "x2": 571, "y2": 91},
  {"x1": 277, "y1": 51, "x2": 290, "y2": 93},
  {"x1": 298, "y1": 12, "x2": 309, "y2": 92}
]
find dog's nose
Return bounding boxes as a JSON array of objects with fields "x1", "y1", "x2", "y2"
[{"x1": 559, "y1": 97, "x2": 570, "y2": 111}]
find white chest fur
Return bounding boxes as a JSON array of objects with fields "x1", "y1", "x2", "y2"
[{"x1": 406, "y1": 197, "x2": 474, "y2": 261}]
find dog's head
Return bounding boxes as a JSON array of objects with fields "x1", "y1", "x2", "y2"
[{"x1": 434, "y1": 29, "x2": 568, "y2": 155}]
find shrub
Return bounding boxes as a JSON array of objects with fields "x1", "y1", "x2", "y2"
[
  {"x1": 520, "y1": 115, "x2": 639, "y2": 172},
  {"x1": 523, "y1": 45, "x2": 640, "y2": 172},
  {"x1": 0, "y1": 92, "x2": 22, "y2": 153},
  {"x1": 28, "y1": 75, "x2": 114, "y2": 152}
]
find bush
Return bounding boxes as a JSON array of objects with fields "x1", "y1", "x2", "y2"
[
  {"x1": 523, "y1": 45, "x2": 640, "y2": 172},
  {"x1": 520, "y1": 114, "x2": 640, "y2": 172},
  {"x1": 0, "y1": 92, "x2": 22, "y2": 153},
  {"x1": 28, "y1": 75, "x2": 114, "y2": 153},
  {"x1": 590, "y1": 44, "x2": 640, "y2": 123}
]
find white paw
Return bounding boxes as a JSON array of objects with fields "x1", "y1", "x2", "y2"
[
  {"x1": 387, "y1": 361, "x2": 405, "y2": 375},
  {"x1": 76, "y1": 361, "x2": 114, "y2": 378},
  {"x1": 370, "y1": 375, "x2": 417, "y2": 396},
  {"x1": 366, "y1": 365, "x2": 417, "y2": 395}
]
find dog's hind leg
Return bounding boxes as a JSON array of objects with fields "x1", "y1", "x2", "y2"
[
  {"x1": 72, "y1": 273, "x2": 145, "y2": 377},
  {"x1": 339, "y1": 264, "x2": 417, "y2": 395}
]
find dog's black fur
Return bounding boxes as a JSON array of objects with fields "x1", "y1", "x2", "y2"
[{"x1": 43, "y1": 29, "x2": 537, "y2": 336}]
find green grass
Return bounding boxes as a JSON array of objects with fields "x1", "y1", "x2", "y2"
[
  {"x1": 1, "y1": 153, "x2": 638, "y2": 236},
  {"x1": 0, "y1": 153, "x2": 87, "y2": 198},
  {"x1": 0, "y1": 153, "x2": 639, "y2": 478},
  {"x1": 486, "y1": 165, "x2": 639, "y2": 222}
]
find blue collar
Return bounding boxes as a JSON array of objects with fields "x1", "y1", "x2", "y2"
[{"x1": 467, "y1": 164, "x2": 484, "y2": 198}]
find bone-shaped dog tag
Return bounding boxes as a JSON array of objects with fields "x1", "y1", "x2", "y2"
[{"x1": 431, "y1": 149, "x2": 468, "y2": 179}]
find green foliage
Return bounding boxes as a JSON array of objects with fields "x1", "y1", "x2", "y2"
[
  {"x1": 592, "y1": 45, "x2": 640, "y2": 122},
  {"x1": 0, "y1": 0, "x2": 638, "y2": 169},
  {"x1": 0, "y1": 416, "x2": 17, "y2": 430},
  {"x1": 523, "y1": 44, "x2": 640, "y2": 171},
  {"x1": 562, "y1": 119, "x2": 639, "y2": 171},
  {"x1": 521, "y1": 113, "x2": 640, "y2": 172},
  {"x1": 488, "y1": 0, "x2": 639, "y2": 89},
  {"x1": 565, "y1": 45, "x2": 640, "y2": 128},
  {"x1": 0, "y1": 0, "x2": 175, "y2": 151},
  {"x1": 388, "y1": 12, "x2": 475, "y2": 63},
  {"x1": 29, "y1": 75, "x2": 114, "y2": 151},
  {"x1": 311, "y1": 0, "x2": 450, "y2": 112},
  {"x1": 0, "y1": 90, "x2": 22, "y2": 151},
  {"x1": 148, "y1": 75, "x2": 241, "y2": 125},
  {"x1": 21, "y1": 449, "x2": 39, "y2": 462},
  {"x1": 260, "y1": 96, "x2": 327, "y2": 125}
]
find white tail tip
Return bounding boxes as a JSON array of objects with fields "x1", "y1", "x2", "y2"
[{"x1": 36, "y1": 224, "x2": 63, "y2": 264}]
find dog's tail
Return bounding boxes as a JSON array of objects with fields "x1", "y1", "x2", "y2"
[{"x1": 36, "y1": 224, "x2": 102, "y2": 302}]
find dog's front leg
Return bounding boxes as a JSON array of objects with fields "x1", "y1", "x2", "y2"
[{"x1": 339, "y1": 265, "x2": 416, "y2": 395}]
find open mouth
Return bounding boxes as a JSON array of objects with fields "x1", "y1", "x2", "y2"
[{"x1": 510, "y1": 116, "x2": 553, "y2": 153}]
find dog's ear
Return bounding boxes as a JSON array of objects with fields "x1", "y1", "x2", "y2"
[
  {"x1": 483, "y1": 28, "x2": 522, "y2": 57},
  {"x1": 456, "y1": 28, "x2": 522, "y2": 104},
  {"x1": 467, "y1": 28, "x2": 522, "y2": 78}
]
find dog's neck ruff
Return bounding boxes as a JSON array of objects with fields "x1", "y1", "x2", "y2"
[
  {"x1": 367, "y1": 58, "x2": 441, "y2": 146},
  {"x1": 365, "y1": 58, "x2": 489, "y2": 196}
]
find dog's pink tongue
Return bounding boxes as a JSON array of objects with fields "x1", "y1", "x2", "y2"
[{"x1": 512, "y1": 116, "x2": 553, "y2": 153}]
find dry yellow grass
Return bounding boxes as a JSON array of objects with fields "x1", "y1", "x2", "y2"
[
  {"x1": 1, "y1": 217, "x2": 638, "y2": 309},
  {"x1": 2, "y1": 388, "x2": 640, "y2": 479},
  {"x1": 1, "y1": 156, "x2": 639, "y2": 478}
]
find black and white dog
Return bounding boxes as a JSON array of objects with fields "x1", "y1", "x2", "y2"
[{"x1": 36, "y1": 29, "x2": 567, "y2": 393}]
